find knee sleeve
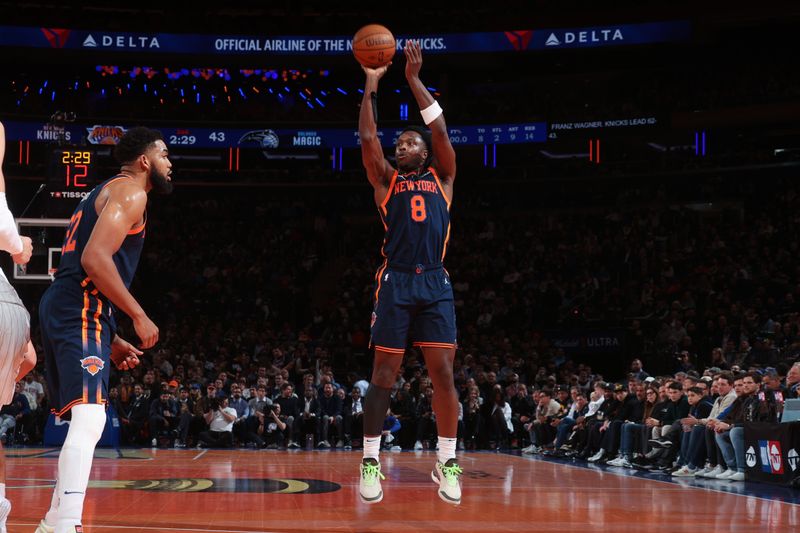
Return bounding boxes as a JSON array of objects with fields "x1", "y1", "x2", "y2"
[{"x1": 65, "y1": 404, "x2": 106, "y2": 445}]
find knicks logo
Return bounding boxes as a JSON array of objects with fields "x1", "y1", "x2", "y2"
[
  {"x1": 86, "y1": 125, "x2": 126, "y2": 145},
  {"x1": 80, "y1": 356, "x2": 105, "y2": 376}
]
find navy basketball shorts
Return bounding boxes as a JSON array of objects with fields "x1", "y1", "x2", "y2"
[
  {"x1": 370, "y1": 263, "x2": 457, "y2": 354},
  {"x1": 40, "y1": 284, "x2": 114, "y2": 419}
]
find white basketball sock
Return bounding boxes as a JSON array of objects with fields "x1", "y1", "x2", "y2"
[
  {"x1": 55, "y1": 404, "x2": 106, "y2": 533},
  {"x1": 0, "y1": 482, "x2": 5, "y2": 498},
  {"x1": 43, "y1": 477, "x2": 60, "y2": 526},
  {"x1": 363, "y1": 436, "x2": 382, "y2": 461},
  {"x1": 437, "y1": 436, "x2": 457, "y2": 464}
]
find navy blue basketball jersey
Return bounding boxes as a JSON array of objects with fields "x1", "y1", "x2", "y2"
[
  {"x1": 377, "y1": 166, "x2": 451, "y2": 267},
  {"x1": 55, "y1": 175, "x2": 146, "y2": 293}
]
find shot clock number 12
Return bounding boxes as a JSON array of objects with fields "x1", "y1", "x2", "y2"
[{"x1": 60, "y1": 150, "x2": 92, "y2": 187}]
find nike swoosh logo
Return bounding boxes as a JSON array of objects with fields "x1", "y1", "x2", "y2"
[{"x1": 64, "y1": 491, "x2": 85, "y2": 494}]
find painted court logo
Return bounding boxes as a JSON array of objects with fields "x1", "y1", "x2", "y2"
[
  {"x1": 758, "y1": 440, "x2": 784, "y2": 474},
  {"x1": 80, "y1": 356, "x2": 105, "y2": 376}
]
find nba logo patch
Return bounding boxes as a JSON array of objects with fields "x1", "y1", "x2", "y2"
[
  {"x1": 80, "y1": 356, "x2": 105, "y2": 376},
  {"x1": 758, "y1": 440, "x2": 784, "y2": 474}
]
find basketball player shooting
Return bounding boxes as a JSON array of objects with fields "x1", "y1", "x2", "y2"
[
  {"x1": 358, "y1": 40, "x2": 463, "y2": 505},
  {"x1": 0, "y1": 120, "x2": 37, "y2": 533},
  {"x1": 36, "y1": 127, "x2": 172, "y2": 533}
]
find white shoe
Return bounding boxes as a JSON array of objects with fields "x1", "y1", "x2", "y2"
[
  {"x1": 693, "y1": 465, "x2": 711, "y2": 477},
  {"x1": 521, "y1": 444, "x2": 536, "y2": 454},
  {"x1": 606, "y1": 456, "x2": 626, "y2": 467},
  {"x1": 432, "y1": 458, "x2": 462, "y2": 505},
  {"x1": 385, "y1": 434, "x2": 394, "y2": 444},
  {"x1": 414, "y1": 441, "x2": 424, "y2": 450},
  {"x1": 588, "y1": 450, "x2": 605, "y2": 462},
  {"x1": 151, "y1": 438, "x2": 158, "y2": 447},
  {"x1": 671, "y1": 465, "x2": 696, "y2": 477},
  {"x1": 359, "y1": 458, "x2": 384, "y2": 504},
  {"x1": 0, "y1": 498, "x2": 10, "y2": 533},
  {"x1": 702, "y1": 465, "x2": 725, "y2": 478},
  {"x1": 716, "y1": 468, "x2": 737, "y2": 480},
  {"x1": 728, "y1": 471, "x2": 745, "y2": 482},
  {"x1": 34, "y1": 519, "x2": 56, "y2": 533}
]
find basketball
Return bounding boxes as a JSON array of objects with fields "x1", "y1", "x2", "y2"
[{"x1": 352, "y1": 24, "x2": 396, "y2": 68}]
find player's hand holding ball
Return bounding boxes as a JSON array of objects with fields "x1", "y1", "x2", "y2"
[{"x1": 353, "y1": 24, "x2": 395, "y2": 79}]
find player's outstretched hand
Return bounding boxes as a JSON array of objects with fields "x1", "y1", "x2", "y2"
[
  {"x1": 404, "y1": 40, "x2": 422, "y2": 80},
  {"x1": 111, "y1": 335, "x2": 143, "y2": 370},
  {"x1": 133, "y1": 315, "x2": 159, "y2": 349},
  {"x1": 11, "y1": 236, "x2": 33, "y2": 265}
]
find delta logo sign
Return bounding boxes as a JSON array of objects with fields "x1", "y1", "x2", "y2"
[
  {"x1": 758, "y1": 440, "x2": 784, "y2": 475},
  {"x1": 504, "y1": 31, "x2": 533, "y2": 51},
  {"x1": 41, "y1": 28, "x2": 71, "y2": 48}
]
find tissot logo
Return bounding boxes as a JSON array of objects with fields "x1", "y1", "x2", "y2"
[{"x1": 41, "y1": 28, "x2": 71, "y2": 48}]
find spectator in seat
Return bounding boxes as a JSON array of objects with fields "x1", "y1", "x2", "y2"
[
  {"x1": 261, "y1": 404, "x2": 288, "y2": 448},
  {"x1": 713, "y1": 372, "x2": 771, "y2": 481},
  {"x1": 119, "y1": 384, "x2": 149, "y2": 446},
  {"x1": 694, "y1": 373, "x2": 738, "y2": 478},
  {"x1": 0, "y1": 383, "x2": 30, "y2": 444},
  {"x1": 343, "y1": 386, "x2": 364, "y2": 448},
  {"x1": 414, "y1": 386, "x2": 437, "y2": 450},
  {"x1": 149, "y1": 391, "x2": 179, "y2": 446},
  {"x1": 318, "y1": 382, "x2": 343, "y2": 448},
  {"x1": 300, "y1": 386, "x2": 320, "y2": 447},
  {"x1": 274, "y1": 382, "x2": 301, "y2": 448},
  {"x1": 198, "y1": 396, "x2": 237, "y2": 448},
  {"x1": 461, "y1": 386, "x2": 483, "y2": 450},
  {"x1": 522, "y1": 388, "x2": 563, "y2": 454},
  {"x1": 671, "y1": 386, "x2": 714, "y2": 476}
]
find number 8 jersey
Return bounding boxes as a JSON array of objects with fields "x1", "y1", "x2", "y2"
[
  {"x1": 370, "y1": 166, "x2": 457, "y2": 354},
  {"x1": 377, "y1": 166, "x2": 451, "y2": 268}
]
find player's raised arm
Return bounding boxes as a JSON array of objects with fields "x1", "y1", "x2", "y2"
[
  {"x1": 81, "y1": 183, "x2": 158, "y2": 348},
  {"x1": 404, "y1": 40, "x2": 456, "y2": 183},
  {"x1": 0, "y1": 121, "x2": 33, "y2": 263},
  {"x1": 359, "y1": 64, "x2": 395, "y2": 194}
]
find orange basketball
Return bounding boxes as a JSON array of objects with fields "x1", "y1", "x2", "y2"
[{"x1": 352, "y1": 24, "x2": 396, "y2": 68}]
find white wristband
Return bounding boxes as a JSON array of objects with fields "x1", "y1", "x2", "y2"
[
  {"x1": 420, "y1": 100, "x2": 443, "y2": 125},
  {"x1": 0, "y1": 192, "x2": 23, "y2": 255}
]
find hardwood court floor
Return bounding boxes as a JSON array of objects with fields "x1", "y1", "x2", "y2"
[{"x1": 4, "y1": 448, "x2": 799, "y2": 532}]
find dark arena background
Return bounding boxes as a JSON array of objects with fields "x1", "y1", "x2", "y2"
[{"x1": 1, "y1": 1, "x2": 800, "y2": 532}]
